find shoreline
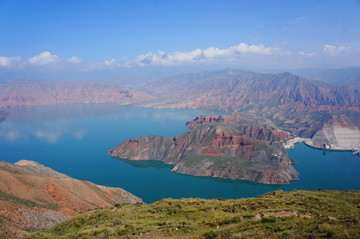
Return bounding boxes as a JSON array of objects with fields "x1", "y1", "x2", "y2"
[{"x1": 284, "y1": 137, "x2": 360, "y2": 155}]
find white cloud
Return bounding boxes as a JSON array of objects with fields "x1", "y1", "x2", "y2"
[
  {"x1": 0, "y1": 43, "x2": 359, "y2": 72},
  {"x1": 66, "y1": 56, "x2": 83, "y2": 64},
  {"x1": 323, "y1": 44, "x2": 351, "y2": 55},
  {"x1": 27, "y1": 51, "x2": 60, "y2": 65},
  {"x1": 102, "y1": 58, "x2": 117, "y2": 66},
  {"x1": 134, "y1": 43, "x2": 281, "y2": 66},
  {"x1": 298, "y1": 51, "x2": 317, "y2": 57},
  {"x1": 0, "y1": 56, "x2": 21, "y2": 67}
]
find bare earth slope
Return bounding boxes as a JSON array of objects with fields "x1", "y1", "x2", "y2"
[
  {"x1": 0, "y1": 160, "x2": 142, "y2": 238},
  {"x1": 110, "y1": 114, "x2": 298, "y2": 184},
  {"x1": 0, "y1": 79, "x2": 154, "y2": 107}
]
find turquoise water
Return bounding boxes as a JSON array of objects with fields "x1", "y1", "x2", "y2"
[{"x1": 0, "y1": 104, "x2": 359, "y2": 203}]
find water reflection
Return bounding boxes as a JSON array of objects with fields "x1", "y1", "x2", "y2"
[
  {"x1": 0, "y1": 104, "x2": 116, "y2": 143},
  {"x1": 2, "y1": 103, "x2": 132, "y2": 123},
  {"x1": 1, "y1": 104, "x2": 358, "y2": 203},
  {"x1": 116, "y1": 156, "x2": 281, "y2": 188}
]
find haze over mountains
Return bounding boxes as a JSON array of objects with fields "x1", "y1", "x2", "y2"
[
  {"x1": 0, "y1": 79, "x2": 153, "y2": 107},
  {"x1": 142, "y1": 69, "x2": 360, "y2": 112}
]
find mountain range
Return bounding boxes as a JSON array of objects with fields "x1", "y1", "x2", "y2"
[
  {"x1": 142, "y1": 69, "x2": 360, "y2": 112},
  {"x1": 0, "y1": 79, "x2": 153, "y2": 107}
]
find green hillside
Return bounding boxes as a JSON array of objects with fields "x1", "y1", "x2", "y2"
[{"x1": 27, "y1": 190, "x2": 359, "y2": 239}]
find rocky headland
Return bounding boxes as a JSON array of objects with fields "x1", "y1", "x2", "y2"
[
  {"x1": 0, "y1": 160, "x2": 142, "y2": 238},
  {"x1": 110, "y1": 113, "x2": 298, "y2": 184}
]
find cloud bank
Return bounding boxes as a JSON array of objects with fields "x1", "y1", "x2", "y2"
[
  {"x1": 134, "y1": 43, "x2": 281, "y2": 66},
  {"x1": 0, "y1": 43, "x2": 359, "y2": 72}
]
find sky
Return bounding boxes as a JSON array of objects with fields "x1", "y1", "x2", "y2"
[{"x1": 1, "y1": 0, "x2": 360, "y2": 81}]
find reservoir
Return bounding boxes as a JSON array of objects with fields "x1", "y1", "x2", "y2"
[{"x1": 0, "y1": 104, "x2": 359, "y2": 203}]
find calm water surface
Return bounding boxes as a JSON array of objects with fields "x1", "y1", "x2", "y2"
[{"x1": 0, "y1": 104, "x2": 359, "y2": 203}]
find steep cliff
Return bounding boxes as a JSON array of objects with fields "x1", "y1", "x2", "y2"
[
  {"x1": 0, "y1": 160, "x2": 142, "y2": 238},
  {"x1": 109, "y1": 114, "x2": 298, "y2": 184}
]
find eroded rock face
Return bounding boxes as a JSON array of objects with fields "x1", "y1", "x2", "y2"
[
  {"x1": 0, "y1": 160, "x2": 142, "y2": 237},
  {"x1": 110, "y1": 114, "x2": 298, "y2": 184}
]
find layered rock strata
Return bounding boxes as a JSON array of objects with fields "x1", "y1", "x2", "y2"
[{"x1": 110, "y1": 114, "x2": 298, "y2": 184}]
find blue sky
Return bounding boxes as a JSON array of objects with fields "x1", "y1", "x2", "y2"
[{"x1": 1, "y1": 0, "x2": 360, "y2": 78}]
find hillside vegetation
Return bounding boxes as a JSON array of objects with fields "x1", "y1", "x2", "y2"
[{"x1": 27, "y1": 190, "x2": 360, "y2": 239}]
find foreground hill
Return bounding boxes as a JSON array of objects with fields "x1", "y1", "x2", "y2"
[
  {"x1": 0, "y1": 79, "x2": 153, "y2": 107},
  {"x1": 143, "y1": 69, "x2": 360, "y2": 112},
  {"x1": 0, "y1": 160, "x2": 142, "y2": 238},
  {"x1": 27, "y1": 190, "x2": 360, "y2": 239}
]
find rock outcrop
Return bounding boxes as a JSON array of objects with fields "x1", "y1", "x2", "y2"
[
  {"x1": 0, "y1": 79, "x2": 154, "y2": 107},
  {"x1": 0, "y1": 160, "x2": 142, "y2": 238},
  {"x1": 110, "y1": 114, "x2": 298, "y2": 184}
]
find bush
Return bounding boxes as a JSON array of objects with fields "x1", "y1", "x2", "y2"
[
  {"x1": 261, "y1": 216, "x2": 276, "y2": 223},
  {"x1": 203, "y1": 230, "x2": 219, "y2": 239}
]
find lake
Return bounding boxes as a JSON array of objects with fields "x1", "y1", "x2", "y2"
[{"x1": 0, "y1": 104, "x2": 359, "y2": 203}]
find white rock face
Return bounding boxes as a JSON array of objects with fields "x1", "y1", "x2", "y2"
[{"x1": 309, "y1": 127, "x2": 360, "y2": 150}]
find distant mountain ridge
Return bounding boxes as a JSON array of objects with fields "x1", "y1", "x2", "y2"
[
  {"x1": 293, "y1": 67, "x2": 360, "y2": 88},
  {"x1": 143, "y1": 69, "x2": 360, "y2": 111},
  {"x1": 0, "y1": 79, "x2": 154, "y2": 107}
]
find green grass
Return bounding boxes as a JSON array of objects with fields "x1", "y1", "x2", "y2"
[{"x1": 26, "y1": 190, "x2": 360, "y2": 239}]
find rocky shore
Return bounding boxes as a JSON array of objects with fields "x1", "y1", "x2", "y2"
[{"x1": 110, "y1": 114, "x2": 298, "y2": 184}]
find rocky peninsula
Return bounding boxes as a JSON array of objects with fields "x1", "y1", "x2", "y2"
[{"x1": 110, "y1": 114, "x2": 298, "y2": 184}]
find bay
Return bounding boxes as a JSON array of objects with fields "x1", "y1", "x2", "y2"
[{"x1": 0, "y1": 104, "x2": 359, "y2": 203}]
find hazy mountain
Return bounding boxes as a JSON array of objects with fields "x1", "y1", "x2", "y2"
[
  {"x1": 0, "y1": 79, "x2": 154, "y2": 107},
  {"x1": 143, "y1": 69, "x2": 360, "y2": 111},
  {"x1": 292, "y1": 67, "x2": 360, "y2": 88}
]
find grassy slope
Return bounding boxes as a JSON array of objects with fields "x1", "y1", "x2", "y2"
[{"x1": 27, "y1": 190, "x2": 359, "y2": 239}]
